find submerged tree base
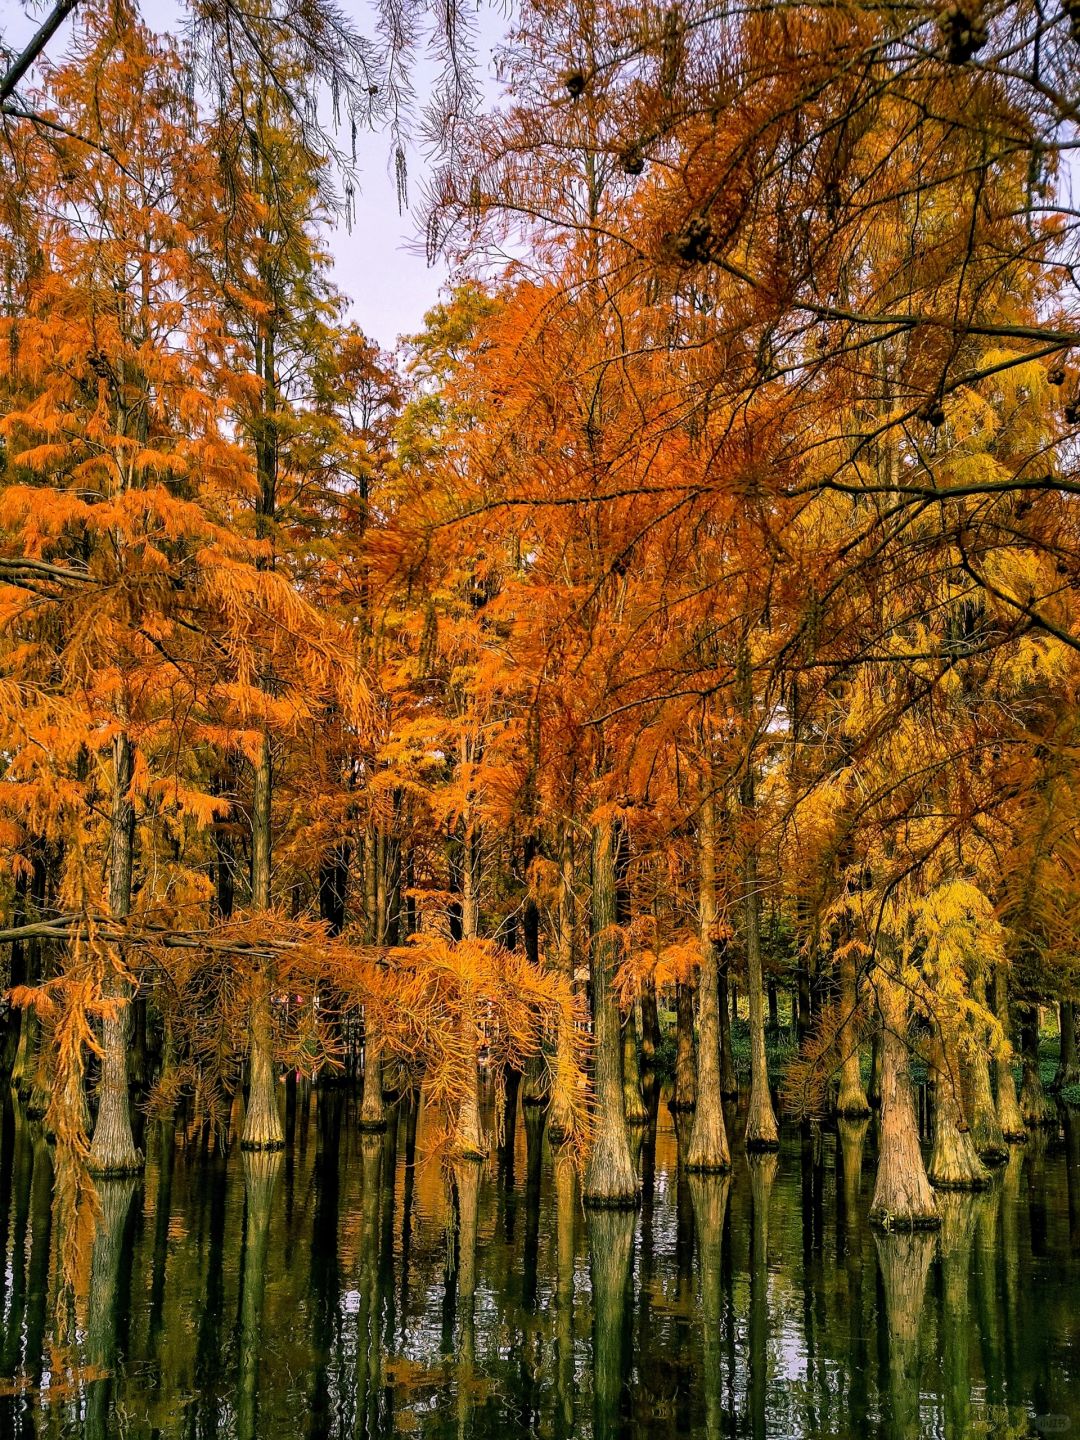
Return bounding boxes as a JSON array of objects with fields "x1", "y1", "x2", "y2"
[
  {"x1": 582, "y1": 1188, "x2": 641, "y2": 1211},
  {"x1": 869, "y1": 1206, "x2": 942, "y2": 1232}
]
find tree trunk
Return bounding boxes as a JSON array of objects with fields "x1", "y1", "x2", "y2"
[
  {"x1": 583, "y1": 820, "x2": 638, "y2": 1207},
  {"x1": 836, "y1": 946, "x2": 870, "y2": 1118},
  {"x1": 621, "y1": 1010, "x2": 648, "y2": 1126},
  {"x1": 89, "y1": 732, "x2": 143, "y2": 1175},
  {"x1": 868, "y1": 1019, "x2": 883, "y2": 1109},
  {"x1": 963, "y1": 974, "x2": 1008, "y2": 1164},
  {"x1": 1051, "y1": 1000, "x2": 1079, "y2": 1091},
  {"x1": 240, "y1": 733, "x2": 284, "y2": 1151},
  {"x1": 1019, "y1": 1002, "x2": 1054, "y2": 1127},
  {"x1": 927, "y1": 1030, "x2": 989, "y2": 1189},
  {"x1": 453, "y1": 824, "x2": 485, "y2": 1159},
  {"x1": 672, "y1": 980, "x2": 697, "y2": 1112},
  {"x1": 963, "y1": 1045, "x2": 1009, "y2": 1165},
  {"x1": 742, "y1": 773, "x2": 778, "y2": 1150},
  {"x1": 548, "y1": 830, "x2": 579, "y2": 1145},
  {"x1": 687, "y1": 780, "x2": 731, "y2": 1172},
  {"x1": 717, "y1": 956, "x2": 737, "y2": 1097},
  {"x1": 992, "y1": 966, "x2": 1027, "y2": 1142},
  {"x1": 869, "y1": 972, "x2": 938, "y2": 1230},
  {"x1": 640, "y1": 984, "x2": 660, "y2": 1074}
]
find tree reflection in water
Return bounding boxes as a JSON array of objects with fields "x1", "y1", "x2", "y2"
[{"x1": 0, "y1": 1087, "x2": 1076, "y2": 1438}]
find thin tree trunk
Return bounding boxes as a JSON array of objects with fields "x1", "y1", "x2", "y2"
[
  {"x1": 742, "y1": 768, "x2": 778, "y2": 1150},
  {"x1": 89, "y1": 732, "x2": 143, "y2": 1175},
  {"x1": 672, "y1": 980, "x2": 697, "y2": 1112},
  {"x1": 453, "y1": 823, "x2": 485, "y2": 1159},
  {"x1": 717, "y1": 955, "x2": 737, "y2": 1097},
  {"x1": 583, "y1": 819, "x2": 637, "y2": 1207},
  {"x1": 1019, "y1": 1002, "x2": 1054, "y2": 1127},
  {"x1": 621, "y1": 1010, "x2": 648, "y2": 1125},
  {"x1": 241, "y1": 733, "x2": 283, "y2": 1151},
  {"x1": 1051, "y1": 1000, "x2": 1079, "y2": 1091},
  {"x1": 992, "y1": 965, "x2": 1026, "y2": 1142},
  {"x1": 835, "y1": 947, "x2": 870, "y2": 1118},
  {"x1": 687, "y1": 777, "x2": 730, "y2": 1172},
  {"x1": 548, "y1": 828, "x2": 579, "y2": 1144}
]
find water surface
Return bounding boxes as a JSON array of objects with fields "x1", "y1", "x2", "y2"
[{"x1": 2, "y1": 1086, "x2": 1079, "y2": 1439}]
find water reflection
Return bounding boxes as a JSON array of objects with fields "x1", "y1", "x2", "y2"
[{"x1": 1, "y1": 1088, "x2": 1079, "y2": 1438}]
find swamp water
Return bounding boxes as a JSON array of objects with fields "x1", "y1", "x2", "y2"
[{"x1": 1, "y1": 1086, "x2": 1079, "y2": 1439}]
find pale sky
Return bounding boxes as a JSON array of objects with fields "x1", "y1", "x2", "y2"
[{"x1": 0, "y1": 0, "x2": 511, "y2": 350}]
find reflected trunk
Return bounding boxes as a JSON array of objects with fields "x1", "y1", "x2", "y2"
[
  {"x1": 689, "y1": 1172, "x2": 732, "y2": 1440},
  {"x1": 236, "y1": 1150, "x2": 282, "y2": 1440},
  {"x1": 874, "y1": 1228, "x2": 935, "y2": 1440},
  {"x1": 85, "y1": 1177, "x2": 138, "y2": 1440},
  {"x1": 748, "y1": 1152, "x2": 777, "y2": 1440},
  {"x1": 588, "y1": 1207, "x2": 635, "y2": 1440}
]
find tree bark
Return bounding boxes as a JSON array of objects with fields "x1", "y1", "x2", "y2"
[
  {"x1": 742, "y1": 768, "x2": 778, "y2": 1150},
  {"x1": 452, "y1": 824, "x2": 485, "y2": 1159},
  {"x1": 927, "y1": 1030, "x2": 989, "y2": 1189},
  {"x1": 89, "y1": 732, "x2": 143, "y2": 1175},
  {"x1": 672, "y1": 980, "x2": 697, "y2": 1112},
  {"x1": 548, "y1": 829, "x2": 579, "y2": 1144},
  {"x1": 1018, "y1": 1002, "x2": 1054, "y2": 1127},
  {"x1": 583, "y1": 820, "x2": 638, "y2": 1207},
  {"x1": 992, "y1": 965, "x2": 1027, "y2": 1142},
  {"x1": 835, "y1": 947, "x2": 870, "y2": 1118},
  {"x1": 621, "y1": 1010, "x2": 648, "y2": 1126},
  {"x1": 240, "y1": 732, "x2": 284, "y2": 1151},
  {"x1": 1051, "y1": 1000, "x2": 1079, "y2": 1091},
  {"x1": 687, "y1": 779, "x2": 731, "y2": 1172},
  {"x1": 869, "y1": 972, "x2": 938, "y2": 1229},
  {"x1": 717, "y1": 955, "x2": 737, "y2": 1097}
]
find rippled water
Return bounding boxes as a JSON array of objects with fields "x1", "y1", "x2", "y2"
[{"x1": 2, "y1": 1084, "x2": 1079, "y2": 1439}]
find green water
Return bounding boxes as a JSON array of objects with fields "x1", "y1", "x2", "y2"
[{"x1": 2, "y1": 1086, "x2": 1079, "y2": 1439}]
